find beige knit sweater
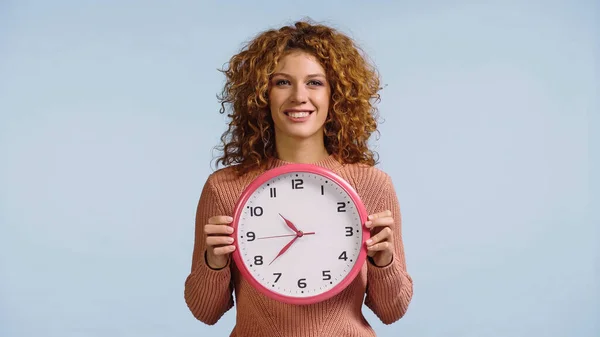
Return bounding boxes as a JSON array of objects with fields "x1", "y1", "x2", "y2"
[{"x1": 184, "y1": 155, "x2": 413, "y2": 336}]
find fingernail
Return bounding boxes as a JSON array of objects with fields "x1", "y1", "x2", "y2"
[
  {"x1": 368, "y1": 215, "x2": 373, "y2": 220},
  {"x1": 366, "y1": 239, "x2": 372, "y2": 245},
  {"x1": 227, "y1": 227, "x2": 234, "y2": 233},
  {"x1": 227, "y1": 237, "x2": 234, "y2": 243},
  {"x1": 226, "y1": 216, "x2": 233, "y2": 222},
  {"x1": 365, "y1": 221, "x2": 372, "y2": 228}
]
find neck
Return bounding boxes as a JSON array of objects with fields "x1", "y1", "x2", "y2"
[{"x1": 275, "y1": 134, "x2": 329, "y2": 164}]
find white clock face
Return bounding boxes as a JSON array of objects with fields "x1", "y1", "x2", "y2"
[{"x1": 235, "y1": 171, "x2": 365, "y2": 300}]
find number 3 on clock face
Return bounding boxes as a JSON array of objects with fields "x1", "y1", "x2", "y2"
[{"x1": 230, "y1": 164, "x2": 370, "y2": 305}]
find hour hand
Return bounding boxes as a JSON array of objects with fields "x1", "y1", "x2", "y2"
[{"x1": 279, "y1": 213, "x2": 299, "y2": 233}]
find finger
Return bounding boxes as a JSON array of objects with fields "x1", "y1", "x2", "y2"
[
  {"x1": 367, "y1": 210, "x2": 392, "y2": 221},
  {"x1": 366, "y1": 227, "x2": 392, "y2": 245},
  {"x1": 366, "y1": 241, "x2": 392, "y2": 252},
  {"x1": 205, "y1": 224, "x2": 234, "y2": 235},
  {"x1": 206, "y1": 236, "x2": 234, "y2": 247},
  {"x1": 208, "y1": 215, "x2": 233, "y2": 225},
  {"x1": 365, "y1": 216, "x2": 394, "y2": 229},
  {"x1": 212, "y1": 245, "x2": 236, "y2": 255}
]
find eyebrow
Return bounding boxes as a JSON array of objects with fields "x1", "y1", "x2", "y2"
[{"x1": 272, "y1": 72, "x2": 327, "y2": 79}]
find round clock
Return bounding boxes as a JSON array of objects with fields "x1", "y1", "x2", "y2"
[{"x1": 230, "y1": 163, "x2": 370, "y2": 305}]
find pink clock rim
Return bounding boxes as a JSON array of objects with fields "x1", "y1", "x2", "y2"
[{"x1": 230, "y1": 163, "x2": 370, "y2": 305}]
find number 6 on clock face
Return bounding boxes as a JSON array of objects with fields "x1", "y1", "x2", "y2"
[{"x1": 230, "y1": 164, "x2": 370, "y2": 305}]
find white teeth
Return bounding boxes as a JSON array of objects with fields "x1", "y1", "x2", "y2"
[{"x1": 288, "y1": 112, "x2": 310, "y2": 118}]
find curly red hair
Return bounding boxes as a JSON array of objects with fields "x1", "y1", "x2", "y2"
[{"x1": 213, "y1": 20, "x2": 382, "y2": 174}]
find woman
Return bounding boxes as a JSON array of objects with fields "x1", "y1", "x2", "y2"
[{"x1": 184, "y1": 20, "x2": 413, "y2": 336}]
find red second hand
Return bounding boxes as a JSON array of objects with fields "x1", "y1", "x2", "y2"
[{"x1": 257, "y1": 232, "x2": 315, "y2": 240}]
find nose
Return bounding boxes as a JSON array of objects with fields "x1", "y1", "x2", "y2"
[{"x1": 290, "y1": 84, "x2": 308, "y2": 104}]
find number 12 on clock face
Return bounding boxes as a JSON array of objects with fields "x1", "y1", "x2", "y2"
[{"x1": 231, "y1": 164, "x2": 370, "y2": 305}]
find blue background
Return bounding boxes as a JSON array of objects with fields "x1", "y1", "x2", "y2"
[{"x1": 0, "y1": 1, "x2": 597, "y2": 336}]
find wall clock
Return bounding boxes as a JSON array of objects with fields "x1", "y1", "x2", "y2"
[{"x1": 230, "y1": 163, "x2": 370, "y2": 305}]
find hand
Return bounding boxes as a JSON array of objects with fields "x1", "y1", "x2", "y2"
[
  {"x1": 204, "y1": 215, "x2": 235, "y2": 269},
  {"x1": 279, "y1": 213, "x2": 299, "y2": 233},
  {"x1": 268, "y1": 216, "x2": 314, "y2": 265},
  {"x1": 269, "y1": 235, "x2": 299, "y2": 265},
  {"x1": 365, "y1": 210, "x2": 395, "y2": 267},
  {"x1": 257, "y1": 232, "x2": 315, "y2": 240}
]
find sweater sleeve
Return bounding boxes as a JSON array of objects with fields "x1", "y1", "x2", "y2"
[
  {"x1": 184, "y1": 174, "x2": 234, "y2": 325},
  {"x1": 364, "y1": 174, "x2": 413, "y2": 324}
]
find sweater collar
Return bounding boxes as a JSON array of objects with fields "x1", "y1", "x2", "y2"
[{"x1": 267, "y1": 154, "x2": 344, "y2": 172}]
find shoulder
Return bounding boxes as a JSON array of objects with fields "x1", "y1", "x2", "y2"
[
  {"x1": 337, "y1": 162, "x2": 393, "y2": 191},
  {"x1": 205, "y1": 165, "x2": 242, "y2": 186},
  {"x1": 335, "y1": 163, "x2": 398, "y2": 212},
  {"x1": 203, "y1": 164, "x2": 264, "y2": 199}
]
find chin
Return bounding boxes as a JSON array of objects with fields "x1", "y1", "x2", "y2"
[{"x1": 277, "y1": 126, "x2": 324, "y2": 140}]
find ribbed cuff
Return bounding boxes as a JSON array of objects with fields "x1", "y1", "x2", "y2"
[
  {"x1": 202, "y1": 250, "x2": 231, "y2": 274},
  {"x1": 367, "y1": 256, "x2": 403, "y2": 280}
]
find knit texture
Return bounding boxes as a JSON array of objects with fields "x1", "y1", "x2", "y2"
[{"x1": 184, "y1": 155, "x2": 413, "y2": 337}]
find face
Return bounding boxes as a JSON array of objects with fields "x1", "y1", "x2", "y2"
[{"x1": 268, "y1": 50, "x2": 331, "y2": 142}]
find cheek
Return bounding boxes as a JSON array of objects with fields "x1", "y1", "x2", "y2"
[
  {"x1": 269, "y1": 91, "x2": 285, "y2": 110},
  {"x1": 316, "y1": 91, "x2": 331, "y2": 110}
]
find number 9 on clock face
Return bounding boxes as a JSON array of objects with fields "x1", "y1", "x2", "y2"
[{"x1": 230, "y1": 164, "x2": 370, "y2": 305}]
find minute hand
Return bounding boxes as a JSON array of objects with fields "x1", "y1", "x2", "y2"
[{"x1": 269, "y1": 236, "x2": 299, "y2": 265}]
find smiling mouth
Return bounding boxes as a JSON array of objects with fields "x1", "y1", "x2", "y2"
[{"x1": 284, "y1": 111, "x2": 313, "y2": 118}]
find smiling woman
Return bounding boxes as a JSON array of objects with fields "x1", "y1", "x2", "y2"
[
  {"x1": 213, "y1": 20, "x2": 382, "y2": 175},
  {"x1": 184, "y1": 19, "x2": 413, "y2": 336}
]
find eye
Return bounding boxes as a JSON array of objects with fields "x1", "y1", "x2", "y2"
[
  {"x1": 274, "y1": 79, "x2": 290, "y2": 86},
  {"x1": 307, "y1": 80, "x2": 323, "y2": 86}
]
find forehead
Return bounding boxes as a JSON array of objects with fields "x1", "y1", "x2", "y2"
[{"x1": 274, "y1": 50, "x2": 326, "y2": 75}]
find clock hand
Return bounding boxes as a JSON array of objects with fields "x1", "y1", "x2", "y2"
[
  {"x1": 269, "y1": 235, "x2": 299, "y2": 265},
  {"x1": 278, "y1": 213, "x2": 299, "y2": 233},
  {"x1": 267, "y1": 230, "x2": 315, "y2": 265},
  {"x1": 257, "y1": 232, "x2": 315, "y2": 240}
]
